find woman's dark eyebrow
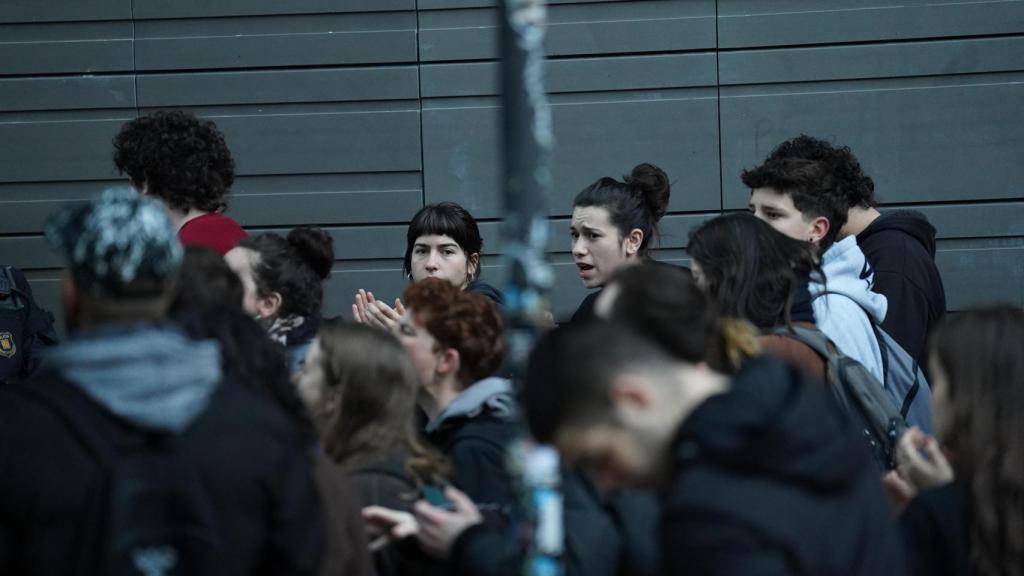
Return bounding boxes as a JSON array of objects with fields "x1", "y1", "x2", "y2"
[{"x1": 415, "y1": 241, "x2": 460, "y2": 250}]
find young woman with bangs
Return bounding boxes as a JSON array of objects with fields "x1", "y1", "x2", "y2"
[{"x1": 352, "y1": 202, "x2": 503, "y2": 330}]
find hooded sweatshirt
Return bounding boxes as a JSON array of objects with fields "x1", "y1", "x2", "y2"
[
  {"x1": 426, "y1": 377, "x2": 518, "y2": 509},
  {"x1": 43, "y1": 324, "x2": 221, "y2": 432},
  {"x1": 0, "y1": 324, "x2": 326, "y2": 576},
  {"x1": 808, "y1": 235, "x2": 888, "y2": 382},
  {"x1": 856, "y1": 210, "x2": 946, "y2": 368},
  {"x1": 465, "y1": 280, "x2": 506, "y2": 308},
  {"x1": 661, "y1": 357, "x2": 906, "y2": 575}
]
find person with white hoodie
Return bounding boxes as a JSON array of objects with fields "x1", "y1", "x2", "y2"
[{"x1": 743, "y1": 154, "x2": 933, "y2": 431}]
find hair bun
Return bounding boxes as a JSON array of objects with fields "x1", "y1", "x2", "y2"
[
  {"x1": 287, "y1": 226, "x2": 334, "y2": 280},
  {"x1": 624, "y1": 163, "x2": 670, "y2": 221}
]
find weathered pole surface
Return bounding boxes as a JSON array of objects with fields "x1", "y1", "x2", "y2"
[
  {"x1": 499, "y1": 3, "x2": 563, "y2": 576},
  {"x1": 499, "y1": 0, "x2": 554, "y2": 375}
]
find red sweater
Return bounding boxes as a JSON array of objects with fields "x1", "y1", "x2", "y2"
[{"x1": 178, "y1": 213, "x2": 247, "y2": 255}]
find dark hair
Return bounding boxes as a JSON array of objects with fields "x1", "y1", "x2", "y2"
[
  {"x1": 315, "y1": 321, "x2": 449, "y2": 489},
  {"x1": 404, "y1": 202, "x2": 484, "y2": 279},
  {"x1": 604, "y1": 262, "x2": 759, "y2": 375},
  {"x1": 762, "y1": 134, "x2": 876, "y2": 209},
  {"x1": 741, "y1": 157, "x2": 848, "y2": 250},
  {"x1": 173, "y1": 304, "x2": 316, "y2": 443},
  {"x1": 403, "y1": 278, "x2": 505, "y2": 387},
  {"x1": 170, "y1": 245, "x2": 244, "y2": 313},
  {"x1": 113, "y1": 110, "x2": 235, "y2": 213},
  {"x1": 238, "y1": 226, "x2": 334, "y2": 318},
  {"x1": 688, "y1": 213, "x2": 823, "y2": 329},
  {"x1": 929, "y1": 306, "x2": 1024, "y2": 576},
  {"x1": 525, "y1": 322, "x2": 675, "y2": 444},
  {"x1": 573, "y1": 163, "x2": 671, "y2": 256}
]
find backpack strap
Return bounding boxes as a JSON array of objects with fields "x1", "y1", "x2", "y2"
[
  {"x1": 770, "y1": 324, "x2": 836, "y2": 360},
  {"x1": 900, "y1": 358, "x2": 921, "y2": 420}
]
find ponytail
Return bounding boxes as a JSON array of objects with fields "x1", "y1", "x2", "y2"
[{"x1": 712, "y1": 318, "x2": 762, "y2": 374}]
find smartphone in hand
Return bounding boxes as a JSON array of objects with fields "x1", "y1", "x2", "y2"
[{"x1": 421, "y1": 485, "x2": 455, "y2": 510}]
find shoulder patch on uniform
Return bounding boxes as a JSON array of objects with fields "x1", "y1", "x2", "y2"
[{"x1": 0, "y1": 332, "x2": 16, "y2": 358}]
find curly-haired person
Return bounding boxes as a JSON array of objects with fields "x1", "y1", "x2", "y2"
[
  {"x1": 113, "y1": 110, "x2": 247, "y2": 255},
  {"x1": 759, "y1": 134, "x2": 946, "y2": 368}
]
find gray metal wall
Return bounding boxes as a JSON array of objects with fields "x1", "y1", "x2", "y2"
[{"x1": 2, "y1": 0, "x2": 1022, "y2": 326}]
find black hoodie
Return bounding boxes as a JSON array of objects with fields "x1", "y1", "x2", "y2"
[
  {"x1": 661, "y1": 357, "x2": 906, "y2": 575},
  {"x1": 856, "y1": 210, "x2": 946, "y2": 367},
  {"x1": 465, "y1": 279, "x2": 505, "y2": 308}
]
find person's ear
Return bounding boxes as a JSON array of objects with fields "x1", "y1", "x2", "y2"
[
  {"x1": 609, "y1": 373, "x2": 654, "y2": 414},
  {"x1": 623, "y1": 228, "x2": 645, "y2": 257},
  {"x1": 467, "y1": 252, "x2": 480, "y2": 280},
  {"x1": 808, "y1": 216, "x2": 830, "y2": 245},
  {"x1": 257, "y1": 291, "x2": 283, "y2": 319},
  {"x1": 436, "y1": 347, "x2": 461, "y2": 380}
]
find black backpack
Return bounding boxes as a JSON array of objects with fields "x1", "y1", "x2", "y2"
[
  {"x1": 0, "y1": 266, "x2": 58, "y2": 384},
  {"x1": 13, "y1": 380, "x2": 225, "y2": 576},
  {"x1": 773, "y1": 324, "x2": 907, "y2": 469}
]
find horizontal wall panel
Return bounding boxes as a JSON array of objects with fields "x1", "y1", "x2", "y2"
[
  {"x1": 720, "y1": 37, "x2": 1024, "y2": 86},
  {"x1": 912, "y1": 203, "x2": 1024, "y2": 240},
  {"x1": 211, "y1": 110, "x2": 421, "y2": 175},
  {"x1": 937, "y1": 244, "x2": 1024, "y2": 309},
  {"x1": 0, "y1": 22, "x2": 133, "y2": 76},
  {"x1": 138, "y1": 67, "x2": 419, "y2": 107},
  {"x1": 1, "y1": 0, "x2": 130, "y2": 24},
  {"x1": 0, "y1": 116, "x2": 132, "y2": 183},
  {"x1": 721, "y1": 75, "x2": 1024, "y2": 208},
  {"x1": 423, "y1": 93, "x2": 721, "y2": 218},
  {"x1": 227, "y1": 173, "x2": 423, "y2": 227},
  {"x1": 719, "y1": 0, "x2": 1024, "y2": 49},
  {"x1": 419, "y1": 1, "x2": 716, "y2": 62},
  {"x1": 0, "y1": 237, "x2": 62, "y2": 270},
  {"x1": 135, "y1": 14, "x2": 417, "y2": 71},
  {"x1": 420, "y1": 0, "x2": 626, "y2": 8},
  {"x1": 422, "y1": 53, "x2": 717, "y2": 98},
  {"x1": 0, "y1": 76, "x2": 135, "y2": 112},
  {"x1": 323, "y1": 266, "x2": 409, "y2": 321},
  {"x1": 134, "y1": 0, "x2": 414, "y2": 19},
  {"x1": 229, "y1": 189, "x2": 423, "y2": 228}
]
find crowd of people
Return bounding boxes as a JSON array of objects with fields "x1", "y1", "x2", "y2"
[{"x1": 0, "y1": 109, "x2": 1020, "y2": 576}]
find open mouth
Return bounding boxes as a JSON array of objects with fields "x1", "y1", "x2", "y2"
[{"x1": 576, "y1": 263, "x2": 594, "y2": 272}]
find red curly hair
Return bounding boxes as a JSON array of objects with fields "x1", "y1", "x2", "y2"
[{"x1": 403, "y1": 278, "x2": 505, "y2": 388}]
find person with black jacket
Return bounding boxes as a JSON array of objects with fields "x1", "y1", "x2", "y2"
[
  {"x1": 364, "y1": 278, "x2": 622, "y2": 576},
  {"x1": 0, "y1": 189, "x2": 327, "y2": 576},
  {"x1": 353, "y1": 202, "x2": 504, "y2": 330},
  {"x1": 398, "y1": 278, "x2": 516, "y2": 510},
  {"x1": 522, "y1": 320, "x2": 906, "y2": 575},
  {"x1": 757, "y1": 134, "x2": 946, "y2": 367}
]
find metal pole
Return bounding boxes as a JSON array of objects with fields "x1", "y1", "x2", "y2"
[
  {"x1": 498, "y1": 3, "x2": 562, "y2": 576},
  {"x1": 499, "y1": 0, "x2": 554, "y2": 375}
]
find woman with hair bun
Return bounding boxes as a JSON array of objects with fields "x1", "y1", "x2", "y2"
[
  {"x1": 225, "y1": 226, "x2": 334, "y2": 372},
  {"x1": 570, "y1": 163, "x2": 671, "y2": 322},
  {"x1": 353, "y1": 202, "x2": 503, "y2": 330}
]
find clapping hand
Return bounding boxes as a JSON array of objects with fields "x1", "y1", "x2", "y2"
[{"x1": 352, "y1": 289, "x2": 406, "y2": 331}]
